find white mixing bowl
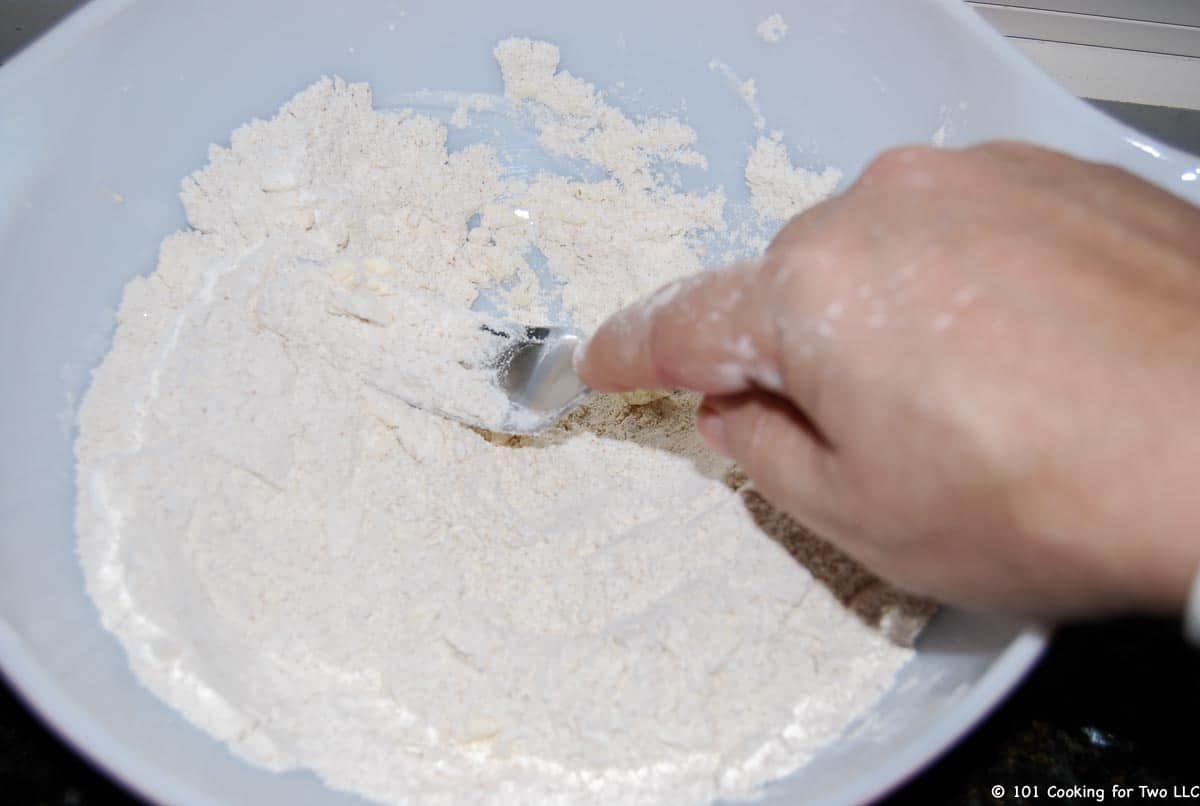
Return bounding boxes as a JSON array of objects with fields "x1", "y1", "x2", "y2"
[{"x1": 1, "y1": 1, "x2": 1196, "y2": 804}]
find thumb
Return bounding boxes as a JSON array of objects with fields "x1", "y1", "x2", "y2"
[{"x1": 697, "y1": 391, "x2": 841, "y2": 527}]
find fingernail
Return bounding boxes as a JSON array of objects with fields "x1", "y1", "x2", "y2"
[{"x1": 696, "y1": 404, "x2": 731, "y2": 457}]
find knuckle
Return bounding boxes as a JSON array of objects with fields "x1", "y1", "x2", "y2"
[
  {"x1": 970, "y1": 139, "x2": 1044, "y2": 160},
  {"x1": 968, "y1": 140, "x2": 1076, "y2": 180},
  {"x1": 861, "y1": 145, "x2": 945, "y2": 188},
  {"x1": 1090, "y1": 160, "x2": 1137, "y2": 186},
  {"x1": 766, "y1": 207, "x2": 830, "y2": 260}
]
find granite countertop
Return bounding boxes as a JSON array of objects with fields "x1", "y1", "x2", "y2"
[{"x1": 4, "y1": 5, "x2": 1198, "y2": 805}]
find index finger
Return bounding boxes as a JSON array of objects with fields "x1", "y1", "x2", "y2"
[{"x1": 575, "y1": 260, "x2": 785, "y2": 395}]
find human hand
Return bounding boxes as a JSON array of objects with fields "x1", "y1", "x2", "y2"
[{"x1": 577, "y1": 142, "x2": 1200, "y2": 620}]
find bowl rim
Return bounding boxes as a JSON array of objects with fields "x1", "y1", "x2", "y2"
[
  {"x1": 1, "y1": 615, "x2": 1048, "y2": 806},
  {"x1": 0, "y1": 0, "x2": 1080, "y2": 802},
  {"x1": 821, "y1": 622, "x2": 1048, "y2": 805}
]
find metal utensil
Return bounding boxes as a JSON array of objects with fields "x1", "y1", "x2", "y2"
[{"x1": 484, "y1": 323, "x2": 592, "y2": 434}]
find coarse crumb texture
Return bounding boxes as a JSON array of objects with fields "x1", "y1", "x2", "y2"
[
  {"x1": 75, "y1": 38, "x2": 931, "y2": 806},
  {"x1": 494, "y1": 38, "x2": 711, "y2": 192},
  {"x1": 253, "y1": 259, "x2": 525, "y2": 431},
  {"x1": 745, "y1": 135, "x2": 843, "y2": 223},
  {"x1": 756, "y1": 14, "x2": 789, "y2": 44},
  {"x1": 450, "y1": 93, "x2": 499, "y2": 129}
]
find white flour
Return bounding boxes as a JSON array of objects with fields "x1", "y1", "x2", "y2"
[
  {"x1": 449, "y1": 93, "x2": 499, "y2": 129},
  {"x1": 756, "y1": 14, "x2": 789, "y2": 45},
  {"x1": 708, "y1": 59, "x2": 766, "y2": 133},
  {"x1": 254, "y1": 257, "x2": 527, "y2": 432},
  {"x1": 75, "y1": 38, "x2": 930, "y2": 805},
  {"x1": 745, "y1": 135, "x2": 843, "y2": 223}
]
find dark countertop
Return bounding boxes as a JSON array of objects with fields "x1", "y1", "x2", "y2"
[
  {"x1": 890, "y1": 617, "x2": 1200, "y2": 805},
  {"x1": 4, "y1": 4, "x2": 1199, "y2": 806},
  {"x1": 4, "y1": 616, "x2": 1198, "y2": 805}
]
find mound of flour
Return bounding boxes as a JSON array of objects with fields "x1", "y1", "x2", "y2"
[{"x1": 75, "y1": 38, "x2": 931, "y2": 805}]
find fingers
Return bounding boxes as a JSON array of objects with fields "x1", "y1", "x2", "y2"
[
  {"x1": 576, "y1": 261, "x2": 783, "y2": 395},
  {"x1": 697, "y1": 391, "x2": 840, "y2": 525}
]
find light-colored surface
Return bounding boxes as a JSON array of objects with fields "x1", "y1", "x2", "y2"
[
  {"x1": 969, "y1": 0, "x2": 1200, "y2": 27},
  {"x1": 969, "y1": 0, "x2": 1200, "y2": 109},
  {"x1": 5, "y1": 1, "x2": 1200, "y2": 804},
  {"x1": 971, "y1": 2, "x2": 1200, "y2": 57},
  {"x1": 1014, "y1": 39, "x2": 1200, "y2": 109}
]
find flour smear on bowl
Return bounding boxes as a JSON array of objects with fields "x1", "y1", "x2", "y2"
[{"x1": 75, "y1": 38, "x2": 932, "y2": 805}]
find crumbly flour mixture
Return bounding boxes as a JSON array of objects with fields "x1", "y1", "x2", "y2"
[
  {"x1": 746, "y1": 136, "x2": 843, "y2": 223},
  {"x1": 756, "y1": 14, "x2": 789, "y2": 45},
  {"x1": 76, "y1": 38, "x2": 931, "y2": 805}
]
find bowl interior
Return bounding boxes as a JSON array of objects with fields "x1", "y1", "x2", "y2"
[{"x1": 3, "y1": 1, "x2": 1195, "y2": 803}]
